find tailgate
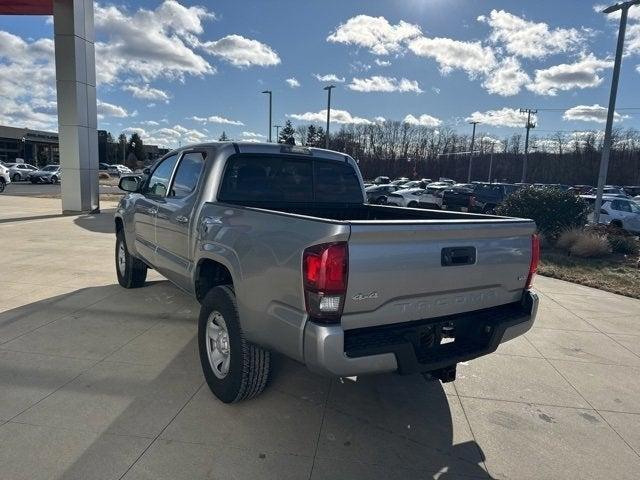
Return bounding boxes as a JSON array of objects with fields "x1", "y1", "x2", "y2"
[{"x1": 342, "y1": 220, "x2": 535, "y2": 330}]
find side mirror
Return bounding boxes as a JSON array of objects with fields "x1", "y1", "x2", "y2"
[{"x1": 119, "y1": 175, "x2": 142, "y2": 193}]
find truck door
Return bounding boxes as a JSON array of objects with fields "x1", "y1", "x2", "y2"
[
  {"x1": 154, "y1": 151, "x2": 207, "y2": 291},
  {"x1": 134, "y1": 153, "x2": 180, "y2": 264}
]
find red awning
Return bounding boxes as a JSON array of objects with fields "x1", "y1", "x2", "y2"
[{"x1": 0, "y1": 0, "x2": 53, "y2": 15}]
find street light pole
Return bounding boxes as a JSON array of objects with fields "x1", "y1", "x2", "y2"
[
  {"x1": 323, "y1": 85, "x2": 335, "y2": 149},
  {"x1": 274, "y1": 124, "x2": 282, "y2": 143},
  {"x1": 594, "y1": 0, "x2": 639, "y2": 224},
  {"x1": 519, "y1": 108, "x2": 537, "y2": 183},
  {"x1": 467, "y1": 121, "x2": 479, "y2": 183},
  {"x1": 262, "y1": 90, "x2": 272, "y2": 142}
]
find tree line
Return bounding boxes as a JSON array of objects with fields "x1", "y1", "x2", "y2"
[{"x1": 279, "y1": 120, "x2": 640, "y2": 186}]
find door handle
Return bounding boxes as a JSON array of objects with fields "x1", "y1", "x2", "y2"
[{"x1": 175, "y1": 215, "x2": 189, "y2": 224}]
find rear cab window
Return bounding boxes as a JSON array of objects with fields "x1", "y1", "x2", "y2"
[{"x1": 218, "y1": 155, "x2": 362, "y2": 204}]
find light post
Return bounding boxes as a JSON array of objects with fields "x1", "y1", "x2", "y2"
[
  {"x1": 323, "y1": 85, "x2": 335, "y2": 149},
  {"x1": 262, "y1": 90, "x2": 272, "y2": 142},
  {"x1": 467, "y1": 121, "x2": 479, "y2": 182},
  {"x1": 20, "y1": 136, "x2": 26, "y2": 161},
  {"x1": 273, "y1": 124, "x2": 282, "y2": 143},
  {"x1": 594, "y1": 0, "x2": 640, "y2": 224}
]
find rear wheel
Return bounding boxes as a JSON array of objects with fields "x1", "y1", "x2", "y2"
[
  {"x1": 0, "y1": 178, "x2": 5, "y2": 193},
  {"x1": 407, "y1": 201, "x2": 419, "y2": 208},
  {"x1": 199, "y1": 286, "x2": 270, "y2": 403},
  {"x1": 482, "y1": 205, "x2": 496, "y2": 215},
  {"x1": 12, "y1": 173, "x2": 21, "y2": 182},
  {"x1": 50, "y1": 175, "x2": 59, "y2": 184},
  {"x1": 376, "y1": 196, "x2": 387, "y2": 205},
  {"x1": 115, "y1": 230, "x2": 147, "y2": 288}
]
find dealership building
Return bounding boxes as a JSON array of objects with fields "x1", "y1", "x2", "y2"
[{"x1": 0, "y1": 125, "x2": 60, "y2": 166}]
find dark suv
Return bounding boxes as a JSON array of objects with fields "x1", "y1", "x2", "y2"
[{"x1": 443, "y1": 183, "x2": 519, "y2": 214}]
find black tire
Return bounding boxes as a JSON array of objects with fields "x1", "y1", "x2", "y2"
[
  {"x1": 407, "y1": 201, "x2": 419, "y2": 208},
  {"x1": 0, "y1": 179, "x2": 5, "y2": 193},
  {"x1": 376, "y1": 196, "x2": 387, "y2": 205},
  {"x1": 12, "y1": 173, "x2": 20, "y2": 182},
  {"x1": 483, "y1": 205, "x2": 496, "y2": 215},
  {"x1": 115, "y1": 230, "x2": 147, "y2": 288},
  {"x1": 199, "y1": 286, "x2": 270, "y2": 403},
  {"x1": 611, "y1": 220, "x2": 623, "y2": 229},
  {"x1": 50, "y1": 175, "x2": 58, "y2": 184}
]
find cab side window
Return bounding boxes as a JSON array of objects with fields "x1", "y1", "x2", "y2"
[
  {"x1": 144, "y1": 154, "x2": 179, "y2": 197},
  {"x1": 169, "y1": 152, "x2": 206, "y2": 198}
]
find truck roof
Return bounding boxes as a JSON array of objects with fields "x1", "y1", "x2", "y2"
[{"x1": 163, "y1": 141, "x2": 353, "y2": 164}]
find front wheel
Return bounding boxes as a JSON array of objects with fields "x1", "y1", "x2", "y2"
[
  {"x1": 115, "y1": 231, "x2": 147, "y2": 288},
  {"x1": 376, "y1": 196, "x2": 387, "y2": 205},
  {"x1": 199, "y1": 286, "x2": 271, "y2": 403},
  {"x1": 0, "y1": 179, "x2": 5, "y2": 193},
  {"x1": 50, "y1": 175, "x2": 59, "y2": 184}
]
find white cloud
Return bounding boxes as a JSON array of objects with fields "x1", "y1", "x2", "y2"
[
  {"x1": 431, "y1": 87, "x2": 441, "y2": 95},
  {"x1": 374, "y1": 116, "x2": 386, "y2": 123},
  {"x1": 482, "y1": 57, "x2": 531, "y2": 96},
  {"x1": 189, "y1": 115, "x2": 244, "y2": 126},
  {"x1": 348, "y1": 76, "x2": 423, "y2": 93},
  {"x1": 289, "y1": 109, "x2": 372, "y2": 125},
  {"x1": 123, "y1": 84, "x2": 171, "y2": 102},
  {"x1": 374, "y1": 59, "x2": 391, "y2": 67},
  {"x1": 313, "y1": 73, "x2": 346, "y2": 83},
  {"x1": 139, "y1": 120, "x2": 160, "y2": 126},
  {"x1": 466, "y1": 108, "x2": 531, "y2": 128},
  {"x1": 403, "y1": 114, "x2": 442, "y2": 127},
  {"x1": 94, "y1": 1, "x2": 215, "y2": 84},
  {"x1": 527, "y1": 54, "x2": 613, "y2": 96},
  {"x1": 563, "y1": 104, "x2": 626, "y2": 123},
  {"x1": 479, "y1": 10, "x2": 584, "y2": 59},
  {"x1": 97, "y1": 100, "x2": 130, "y2": 118},
  {"x1": 286, "y1": 77, "x2": 300, "y2": 88},
  {"x1": 201, "y1": 34, "x2": 280, "y2": 67},
  {"x1": 327, "y1": 15, "x2": 422, "y2": 55},
  {"x1": 242, "y1": 131, "x2": 266, "y2": 138},
  {"x1": 124, "y1": 123, "x2": 210, "y2": 147},
  {"x1": 408, "y1": 37, "x2": 497, "y2": 76}
]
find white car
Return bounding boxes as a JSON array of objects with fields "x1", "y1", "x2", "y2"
[
  {"x1": 386, "y1": 188, "x2": 428, "y2": 208},
  {"x1": 0, "y1": 163, "x2": 11, "y2": 192},
  {"x1": 108, "y1": 164, "x2": 132, "y2": 176},
  {"x1": 584, "y1": 195, "x2": 640, "y2": 234}
]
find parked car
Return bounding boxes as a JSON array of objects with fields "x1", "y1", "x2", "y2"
[
  {"x1": 623, "y1": 186, "x2": 640, "y2": 197},
  {"x1": 30, "y1": 164, "x2": 61, "y2": 184},
  {"x1": 390, "y1": 177, "x2": 409, "y2": 186},
  {"x1": 586, "y1": 186, "x2": 628, "y2": 198},
  {"x1": 99, "y1": 162, "x2": 111, "y2": 171},
  {"x1": 365, "y1": 184, "x2": 398, "y2": 204},
  {"x1": 7, "y1": 162, "x2": 39, "y2": 181},
  {"x1": 115, "y1": 142, "x2": 539, "y2": 403},
  {"x1": 418, "y1": 185, "x2": 449, "y2": 209},
  {"x1": 385, "y1": 187, "x2": 428, "y2": 207},
  {"x1": 401, "y1": 180, "x2": 427, "y2": 189},
  {"x1": 582, "y1": 195, "x2": 640, "y2": 234},
  {"x1": 108, "y1": 164, "x2": 133, "y2": 176},
  {"x1": 373, "y1": 175, "x2": 390, "y2": 185},
  {"x1": 444, "y1": 183, "x2": 518, "y2": 214},
  {"x1": 0, "y1": 163, "x2": 11, "y2": 192}
]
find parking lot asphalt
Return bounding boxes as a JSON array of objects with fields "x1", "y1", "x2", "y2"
[
  {"x1": 1, "y1": 196, "x2": 640, "y2": 479},
  {"x1": 2, "y1": 181, "x2": 121, "y2": 198}
]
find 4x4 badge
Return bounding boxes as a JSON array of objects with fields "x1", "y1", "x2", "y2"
[{"x1": 352, "y1": 292, "x2": 379, "y2": 301}]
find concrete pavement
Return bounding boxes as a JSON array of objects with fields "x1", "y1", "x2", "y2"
[{"x1": 1, "y1": 196, "x2": 639, "y2": 479}]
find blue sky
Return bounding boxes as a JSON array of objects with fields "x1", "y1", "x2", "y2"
[{"x1": 1, "y1": 0, "x2": 639, "y2": 147}]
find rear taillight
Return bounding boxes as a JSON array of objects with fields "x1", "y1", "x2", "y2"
[
  {"x1": 525, "y1": 234, "x2": 540, "y2": 290},
  {"x1": 303, "y1": 242, "x2": 348, "y2": 323}
]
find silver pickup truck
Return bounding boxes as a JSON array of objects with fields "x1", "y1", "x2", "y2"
[{"x1": 115, "y1": 142, "x2": 539, "y2": 403}]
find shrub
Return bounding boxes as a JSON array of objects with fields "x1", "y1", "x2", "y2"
[
  {"x1": 608, "y1": 235, "x2": 640, "y2": 255},
  {"x1": 556, "y1": 228, "x2": 583, "y2": 251},
  {"x1": 569, "y1": 234, "x2": 611, "y2": 258},
  {"x1": 496, "y1": 187, "x2": 589, "y2": 239}
]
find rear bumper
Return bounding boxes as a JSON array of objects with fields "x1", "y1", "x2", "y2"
[{"x1": 303, "y1": 290, "x2": 538, "y2": 377}]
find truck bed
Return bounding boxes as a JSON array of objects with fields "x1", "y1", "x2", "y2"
[{"x1": 219, "y1": 201, "x2": 525, "y2": 223}]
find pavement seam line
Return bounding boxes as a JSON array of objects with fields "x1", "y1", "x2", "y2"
[
  {"x1": 452, "y1": 381, "x2": 492, "y2": 478},
  {"x1": 116, "y1": 381, "x2": 206, "y2": 480},
  {"x1": 308, "y1": 378, "x2": 332, "y2": 480}
]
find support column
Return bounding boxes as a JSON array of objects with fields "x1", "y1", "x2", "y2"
[{"x1": 53, "y1": 0, "x2": 99, "y2": 213}]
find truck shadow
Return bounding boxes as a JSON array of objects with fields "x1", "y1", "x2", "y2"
[
  {"x1": 0, "y1": 282, "x2": 491, "y2": 479},
  {"x1": 73, "y1": 208, "x2": 117, "y2": 234}
]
